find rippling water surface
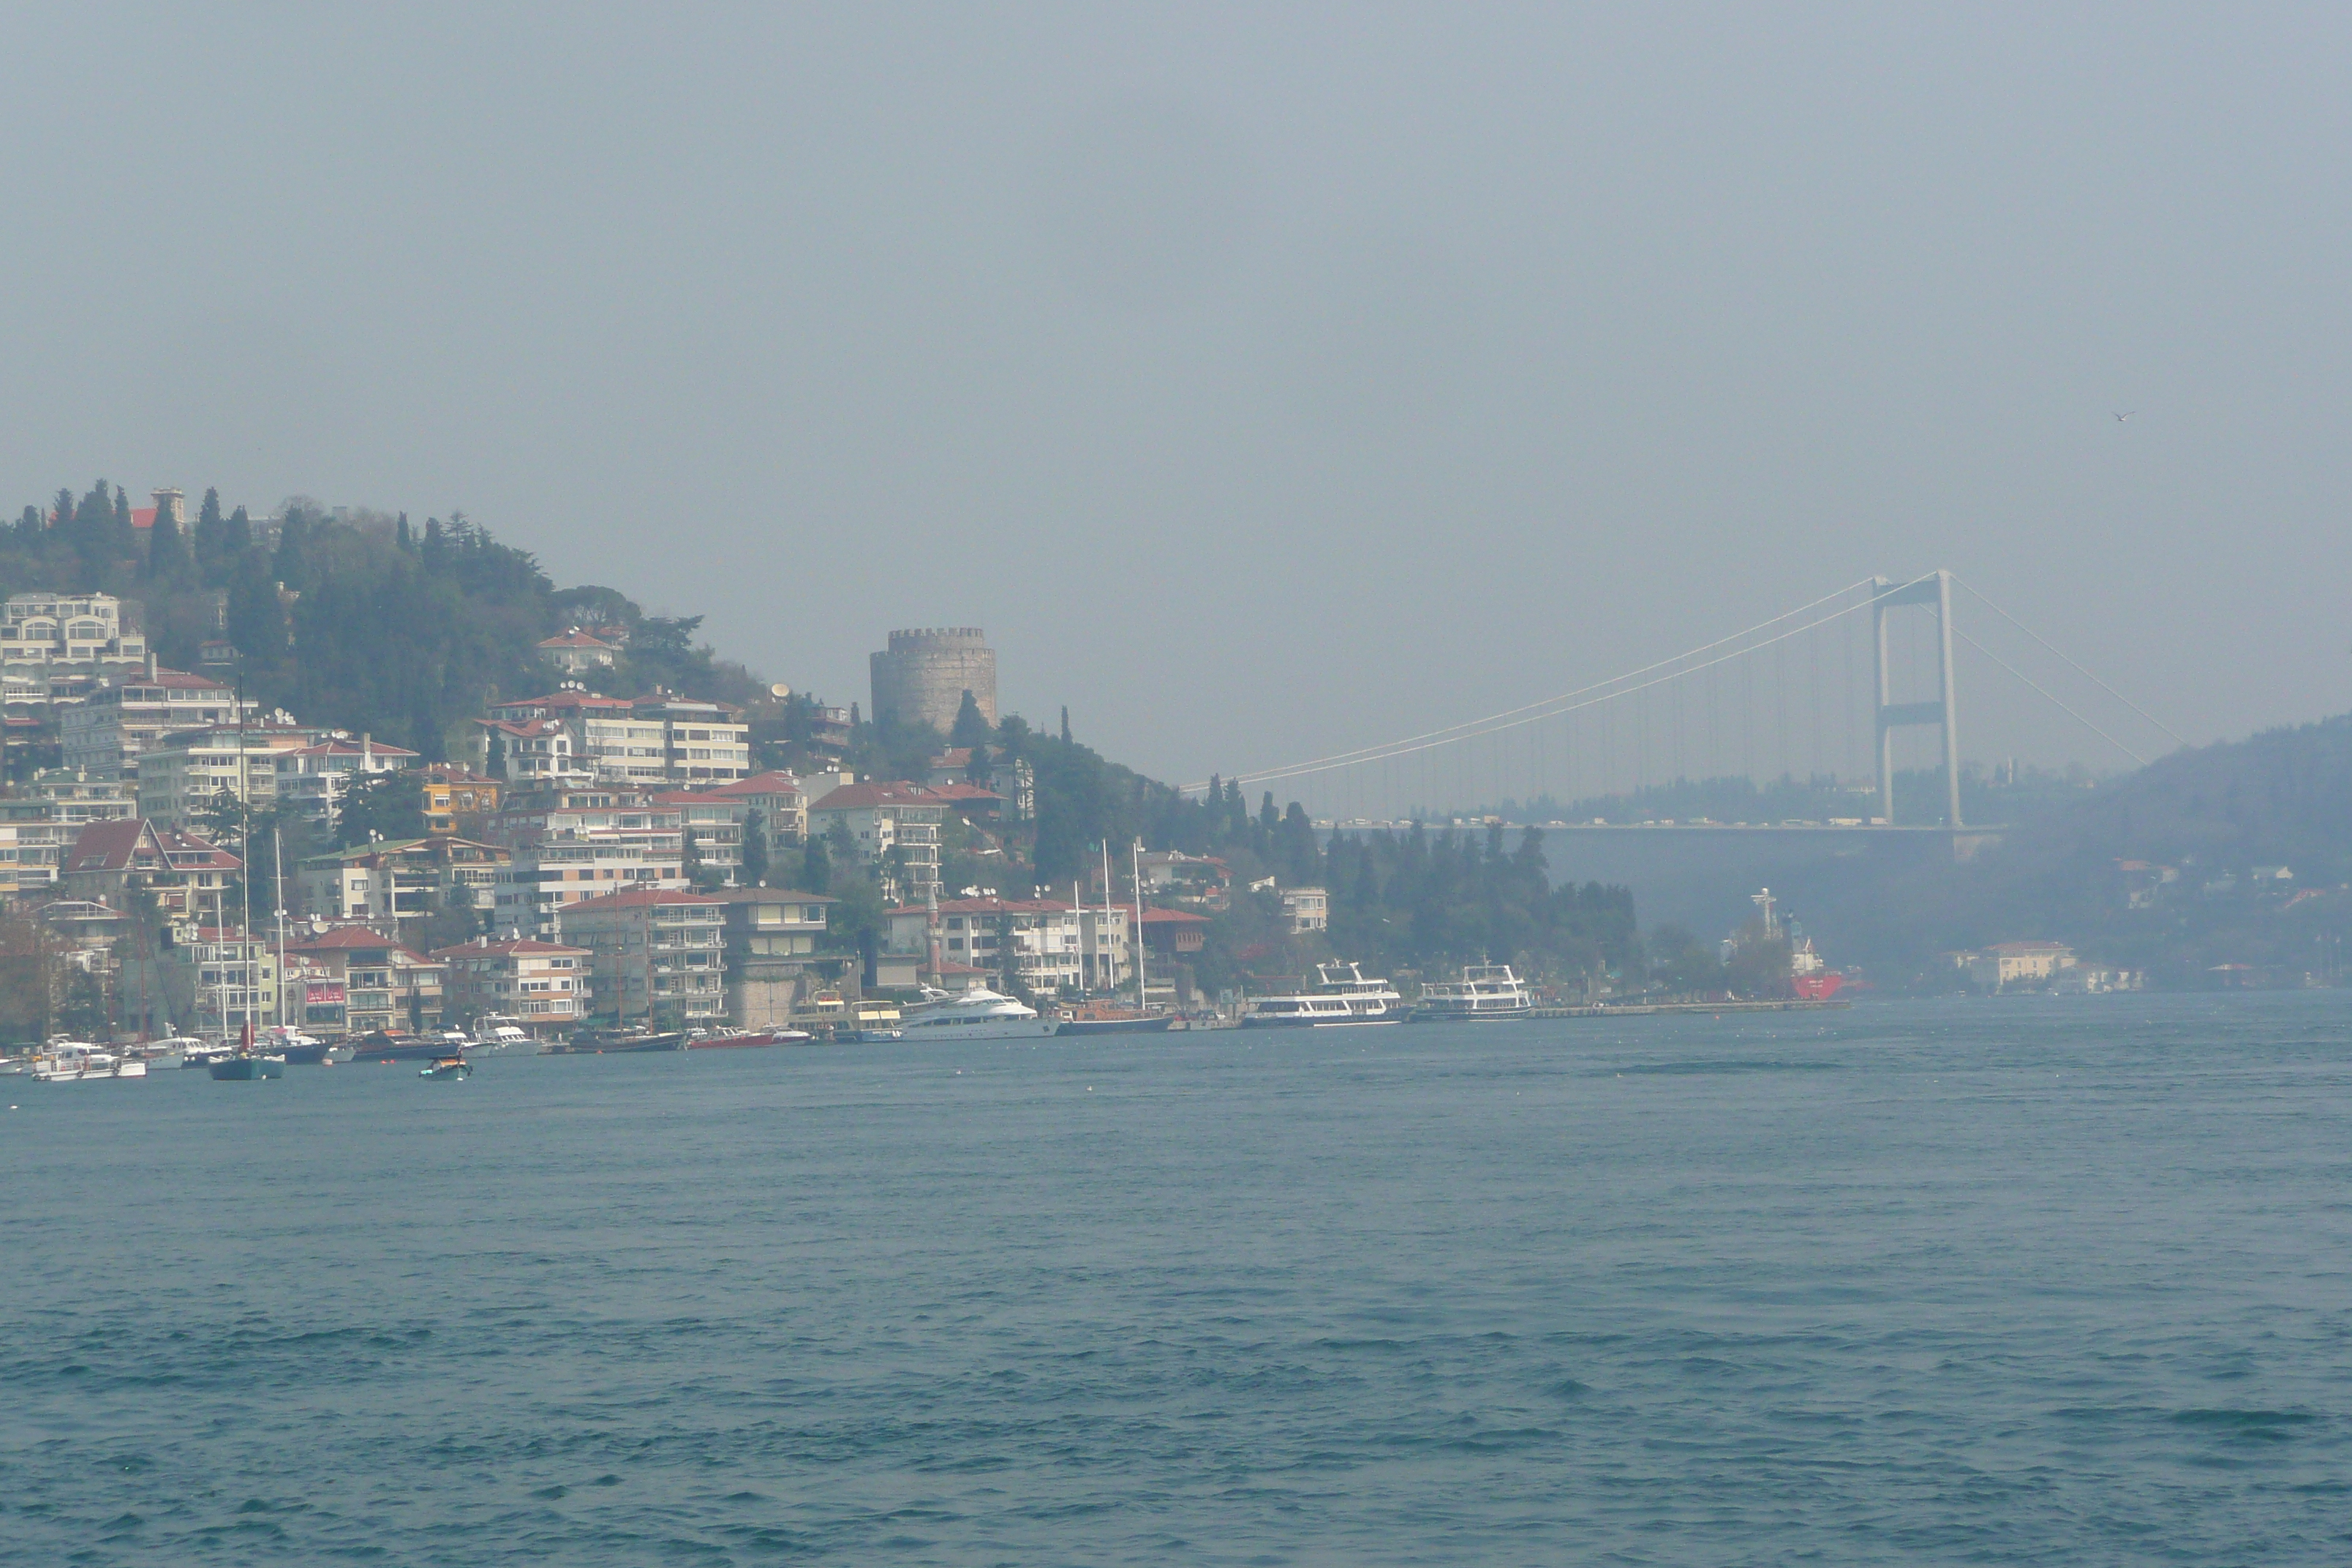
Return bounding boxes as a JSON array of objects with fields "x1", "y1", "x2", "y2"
[{"x1": 5, "y1": 995, "x2": 2351, "y2": 1564}]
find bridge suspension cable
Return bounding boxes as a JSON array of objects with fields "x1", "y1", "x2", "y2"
[
  {"x1": 1953, "y1": 627, "x2": 2148, "y2": 767},
  {"x1": 1948, "y1": 573, "x2": 2187, "y2": 749},
  {"x1": 1192, "y1": 575, "x2": 1921, "y2": 794}
]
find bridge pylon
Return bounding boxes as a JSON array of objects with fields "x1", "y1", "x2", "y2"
[{"x1": 1873, "y1": 569, "x2": 1960, "y2": 829}]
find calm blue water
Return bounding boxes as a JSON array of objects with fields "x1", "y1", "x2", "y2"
[{"x1": 4, "y1": 995, "x2": 2350, "y2": 1564}]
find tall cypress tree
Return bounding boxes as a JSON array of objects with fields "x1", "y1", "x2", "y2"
[
  {"x1": 193, "y1": 487, "x2": 227, "y2": 583},
  {"x1": 146, "y1": 504, "x2": 190, "y2": 582},
  {"x1": 225, "y1": 505, "x2": 253, "y2": 554}
]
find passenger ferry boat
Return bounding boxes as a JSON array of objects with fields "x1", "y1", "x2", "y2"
[
  {"x1": 1240, "y1": 962, "x2": 1406, "y2": 1028},
  {"x1": 1414, "y1": 962, "x2": 1534, "y2": 1020},
  {"x1": 898, "y1": 986, "x2": 1060, "y2": 1042}
]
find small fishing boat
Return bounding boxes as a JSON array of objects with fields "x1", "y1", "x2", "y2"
[
  {"x1": 686, "y1": 1027, "x2": 815, "y2": 1048},
  {"x1": 418, "y1": 1055, "x2": 472, "y2": 1079},
  {"x1": 208, "y1": 1054, "x2": 284, "y2": 1081}
]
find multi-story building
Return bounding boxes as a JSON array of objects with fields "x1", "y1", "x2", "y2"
[
  {"x1": 1279, "y1": 886, "x2": 1329, "y2": 933},
  {"x1": 810, "y1": 781, "x2": 945, "y2": 903},
  {"x1": 62, "y1": 666, "x2": 254, "y2": 778},
  {"x1": 1076, "y1": 902, "x2": 1131, "y2": 991},
  {"x1": 1965, "y1": 941, "x2": 2078, "y2": 991},
  {"x1": 0, "y1": 771, "x2": 137, "y2": 888},
  {"x1": 135, "y1": 722, "x2": 317, "y2": 830},
  {"x1": 478, "y1": 689, "x2": 750, "y2": 787},
  {"x1": 475, "y1": 715, "x2": 592, "y2": 781},
  {"x1": 163, "y1": 929, "x2": 283, "y2": 1035},
  {"x1": 884, "y1": 895, "x2": 1085, "y2": 995},
  {"x1": 280, "y1": 925, "x2": 447, "y2": 1037},
  {"x1": 0, "y1": 593, "x2": 151, "y2": 704},
  {"x1": 60, "y1": 818, "x2": 241, "y2": 921},
  {"x1": 418, "y1": 765, "x2": 500, "y2": 834},
  {"x1": 485, "y1": 785, "x2": 687, "y2": 937},
  {"x1": 430, "y1": 934, "x2": 592, "y2": 1036},
  {"x1": 562, "y1": 888, "x2": 726, "y2": 1028},
  {"x1": 656, "y1": 791, "x2": 747, "y2": 883},
  {"x1": 701, "y1": 770, "x2": 808, "y2": 855},
  {"x1": 271, "y1": 734, "x2": 418, "y2": 832},
  {"x1": 299, "y1": 836, "x2": 513, "y2": 929},
  {"x1": 633, "y1": 692, "x2": 752, "y2": 783},
  {"x1": 704, "y1": 886, "x2": 834, "y2": 1024}
]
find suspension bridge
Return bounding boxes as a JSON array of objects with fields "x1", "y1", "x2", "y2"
[{"x1": 1191, "y1": 569, "x2": 2186, "y2": 839}]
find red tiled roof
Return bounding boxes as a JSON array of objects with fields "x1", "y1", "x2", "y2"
[
  {"x1": 702, "y1": 771, "x2": 803, "y2": 798},
  {"x1": 811, "y1": 782, "x2": 944, "y2": 812},
  {"x1": 131, "y1": 507, "x2": 157, "y2": 529},
  {"x1": 537, "y1": 631, "x2": 617, "y2": 650},
  {"x1": 284, "y1": 926, "x2": 402, "y2": 951},
  {"x1": 926, "y1": 782, "x2": 1003, "y2": 803},
  {"x1": 116, "y1": 668, "x2": 235, "y2": 694},
  {"x1": 286, "y1": 739, "x2": 421, "y2": 758},
  {"x1": 63, "y1": 818, "x2": 146, "y2": 872}
]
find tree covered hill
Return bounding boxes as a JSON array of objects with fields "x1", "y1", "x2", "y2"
[{"x1": 4, "y1": 482, "x2": 771, "y2": 759}]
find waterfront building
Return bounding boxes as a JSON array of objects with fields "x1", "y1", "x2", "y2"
[
  {"x1": 486, "y1": 784, "x2": 688, "y2": 938},
  {"x1": 562, "y1": 887, "x2": 726, "y2": 1028},
  {"x1": 1966, "y1": 941, "x2": 2078, "y2": 990},
  {"x1": 281, "y1": 924, "x2": 447, "y2": 1037},
  {"x1": 704, "y1": 886, "x2": 836, "y2": 1024},
  {"x1": 163, "y1": 928, "x2": 284, "y2": 1035},
  {"x1": 884, "y1": 895, "x2": 1085, "y2": 995},
  {"x1": 431, "y1": 934, "x2": 592, "y2": 1035}
]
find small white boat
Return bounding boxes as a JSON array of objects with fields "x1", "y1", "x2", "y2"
[{"x1": 31, "y1": 1041, "x2": 145, "y2": 1082}]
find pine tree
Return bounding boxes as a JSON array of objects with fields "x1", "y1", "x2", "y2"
[
  {"x1": 111, "y1": 485, "x2": 134, "y2": 561},
  {"x1": 193, "y1": 487, "x2": 227, "y2": 582},
  {"x1": 950, "y1": 690, "x2": 990, "y2": 750},
  {"x1": 225, "y1": 505, "x2": 253, "y2": 554},
  {"x1": 742, "y1": 809, "x2": 769, "y2": 886},
  {"x1": 146, "y1": 503, "x2": 190, "y2": 582},
  {"x1": 1060, "y1": 706, "x2": 1072, "y2": 745}
]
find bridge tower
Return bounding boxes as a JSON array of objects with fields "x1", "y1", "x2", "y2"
[{"x1": 1873, "y1": 570, "x2": 1960, "y2": 828}]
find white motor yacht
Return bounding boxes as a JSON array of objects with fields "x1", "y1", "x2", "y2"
[
  {"x1": 1240, "y1": 962, "x2": 1406, "y2": 1028},
  {"x1": 897, "y1": 986, "x2": 1060, "y2": 1041},
  {"x1": 1415, "y1": 962, "x2": 1534, "y2": 1020}
]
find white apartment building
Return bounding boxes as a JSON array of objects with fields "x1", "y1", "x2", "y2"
[
  {"x1": 809, "y1": 781, "x2": 944, "y2": 902},
  {"x1": 0, "y1": 773, "x2": 137, "y2": 888},
  {"x1": 0, "y1": 593, "x2": 150, "y2": 704},
  {"x1": 274, "y1": 735, "x2": 418, "y2": 831},
  {"x1": 62, "y1": 667, "x2": 255, "y2": 778},
  {"x1": 633, "y1": 693, "x2": 752, "y2": 783},
  {"x1": 1076, "y1": 902, "x2": 1132, "y2": 991},
  {"x1": 430, "y1": 935, "x2": 592, "y2": 1035},
  {"x1": 1279, "y1": 886, "x2": 1330, "y2": 933},
  {"x1": 705, "y1": 771, "x2": 809, "y2": 854},
  {"x1": 486, "y1": 786, "x2": 688, "y2": 938},
  {"x1": 562, "y1": 888, "x2": 726, "y2": 1028},
  {"x1": 478, "y1": 690, "x2": 750, "y2": 787},
  {"x1": 884, "y1": 896, "x2": 1085, "y2": 994},
  {"x1": 135, "y1": 723, "x2": 317, "y2": 830}
]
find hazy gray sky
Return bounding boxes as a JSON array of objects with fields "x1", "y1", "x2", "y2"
[{"x1": 4, "y1": 5, "x2": 2346, "y2": 809}]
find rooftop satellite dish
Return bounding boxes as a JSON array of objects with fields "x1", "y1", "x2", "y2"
[{"x1": 770, "y1": 683, "x2": 791, "y2": 698}]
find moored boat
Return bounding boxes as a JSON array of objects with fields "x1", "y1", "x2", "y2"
[
  {"x1": 1415, "y1": 962, "x2": 1534, "y2": 1020},
  {"x1": 419, "y1": 1055, "x2": 472, "y2": 1079},
  {"x1": 687, "y1": 1027, "x2": 815, "y2": 1048},
  {"x1": 897, "y1": 986, "x2": 1059, "y2": 1042},
  {"x1": 208, "y1": 1054, "x2": 284, "y2": 1080},
  {"x1": 1241, "y1": 962, "x2": 1406, "y2": 1028},
  {"x1": 351, "y1": 1030, "x2": 466, "y2": 1063}
]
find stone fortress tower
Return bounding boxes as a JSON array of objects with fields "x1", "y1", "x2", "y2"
[{"x1": 870, "y1": 627, "x2": 998, "y2": 734}]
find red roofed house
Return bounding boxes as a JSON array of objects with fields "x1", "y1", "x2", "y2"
[
  {"x1": 273, "y1": 734, "x2": 420, "y2": 831},
  {"x1": 559, "y1": 887, "x2": 726, "y2": 1028},
  {"x1": 700, "y1": 770, "x2": 809, "y2": 855},
  {"x1": 924, "y1": 748, "x2": 1034, "y2": 821},
  {"x1": 61, "y1": 818, "x2": 241, "y2": 921},
  {"x1": 538, "y1": 629, "x2": 621, "y2": 675},
  {"x1": 430, "y1": 933, "x2": 592, "y2": 1036},
  {"x1": 809, "y1": 781, "x2": 945, "y2": 902}
]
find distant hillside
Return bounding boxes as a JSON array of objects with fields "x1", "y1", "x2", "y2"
[{"x1": 1798, "y1": 714, "x2": 2352, "y2": 987}]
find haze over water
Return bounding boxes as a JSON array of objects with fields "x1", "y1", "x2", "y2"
[{"x1": 6, "y1": 997, "x2": 2349, "y2": 1564}]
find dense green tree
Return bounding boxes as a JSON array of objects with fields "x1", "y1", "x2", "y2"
[
  {"x1": 145, "y1": 503, "x2": 190, "y2": 583},
  {"x1": 950, "y1": 690, "x2": 990, "y2": 749},
  {"x1": 335, "y1": 772, "x2": 426, "y2": 848},
  {"x1": 741, "y1": 809, "x2": 769, "y2": 886}
]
